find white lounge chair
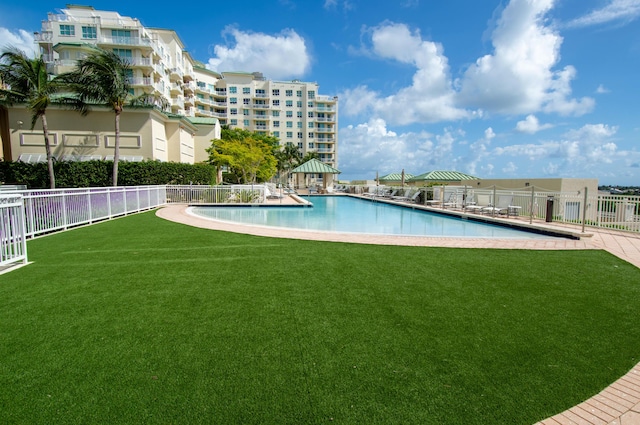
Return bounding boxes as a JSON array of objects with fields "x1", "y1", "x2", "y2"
[
  {"x1": 482, "y1": 195, "x2": 514, "y2": 216},
  {"x1": 465, "y1": 194, "x2": 491, "y2": 213}
]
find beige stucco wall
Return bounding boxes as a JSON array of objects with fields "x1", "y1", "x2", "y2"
[
  {"x1": 461, "y1": 178, "x2": 598, "y2": 194},
  {"x1": 193, "y1": 124, "x2": 219, "y2": 163}
]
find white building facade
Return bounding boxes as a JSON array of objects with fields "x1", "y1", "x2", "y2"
[{"x1": 28, "y1": 5, "x2": 338, "y2": 168}]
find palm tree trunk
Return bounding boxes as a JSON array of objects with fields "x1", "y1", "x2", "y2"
[
  {"x1": 41, "y1": 114, "x2": 56, "y2": 189},
  {"x1": 113, "y1": 109, "x2": 121, "y2": 186}
]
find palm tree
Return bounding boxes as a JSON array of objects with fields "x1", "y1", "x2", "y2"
[
  {"x1": 0, "y1": 47, "x2": 82, "y2": 189},
  {"x1": 65, "y1": 47, "x2": 131, "y2": 186}
]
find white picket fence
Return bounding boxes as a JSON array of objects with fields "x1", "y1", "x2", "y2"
[{"x1": 0, "y1": 194, "x2": 28, "y2": 268}]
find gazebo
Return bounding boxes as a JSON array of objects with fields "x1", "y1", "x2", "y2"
[
  {"x1": 291, "y1": 159, "x2": 341, "y2": 191},
  {"x1": 406, "y1": 170, "x2": 479, "y2": 186},
  {"x1": 378, "y1": 171, "x2": 414, "y2": 186}
]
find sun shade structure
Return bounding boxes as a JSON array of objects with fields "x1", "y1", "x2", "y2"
[
  {"x1": 291, "y1": 158, "x2": 341, "y2": 190},
  {"x1": 379, "y1": 172, "x2": 414, "y2": 184},
  {"x1": 407, "y1": 170, "x2": 480, "y2": 184}
]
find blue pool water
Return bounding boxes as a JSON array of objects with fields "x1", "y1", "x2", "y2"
[{"x1": 191, "y1": 196, "x2": 551, "y2": 239}]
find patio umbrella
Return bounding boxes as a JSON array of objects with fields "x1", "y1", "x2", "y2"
[
  {"x1": 376, "y1": 171, "x2": 379, "y2": 186},
  {"x1": 401, "y1": 169, "x2": 405, "y2": 187}
]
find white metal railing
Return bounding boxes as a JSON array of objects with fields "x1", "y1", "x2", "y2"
[
  {"x1": 7, "y1": 186, "x2": 167, "y2": 238},
  {"x1": 166, "y1": 185, "x2": 266, "y2": 204},
  {"x1": 0, "y1": 195, "x2": 28, "y2": 268}
]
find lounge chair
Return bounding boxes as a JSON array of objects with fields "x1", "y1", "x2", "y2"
[
  {"x1": 443, "y1": 192, "x2": 460, "y2": 208},
  {"x1": 465, "y1": 194, "x2": 491, "y2": 213},
  {"x1": 482, "y1": 195, "x2": 514, "y2": 216},
  {"x1": 265, "y1": 184, "x2": 284, "y2": 199},
  {"x1": 391, "y1": 188, "x2": 412, "y2": 201}
]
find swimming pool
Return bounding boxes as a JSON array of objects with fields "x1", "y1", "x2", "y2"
[{"x1": 190, "y1": 196, "x2": 553, "y2": 239}]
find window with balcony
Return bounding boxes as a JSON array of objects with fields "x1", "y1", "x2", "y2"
[
  {"x1": 272, "y1": 89, "x2": 280, "y2": 96},
  {"x1": 82, "y1": 26, "x2": 97, "y2": 39},
  {"x1": 113, "y1": 49, "x2": 132, "y2": 59},
  {"x1": 229, "y1": 86, "x2": 237, "y2": 94},
  {"x1": 111, "y1": 29, "x2": 131, "y2": 43},
  {"x1": 59, "y1": 24, "x2": 75, "y2": 36}
]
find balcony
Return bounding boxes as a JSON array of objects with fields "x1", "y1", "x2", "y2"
[
  {"x1": 171, "y1": 96, "x2": 184, "y2": 110},
  {"x1": 255, "y1": 125, "x2": 268, "y2": 130},
  {"x1": 195, "y1": 97, "x2": 212, "y2": 106},
  {"x1": 253, "y1": 93, "x2": 268, "y2": 98},
  {"x1": 316, "y1": 106, "x2": 336, "y2": 112},
  {"x1": 169, "y1": 67, "x2": 184, "y2": 82},
  {"x1": 213, "y1": 101, "x2": 227, "y2": 107},
  {"x1": 182, "y1": 109, "x2": 195, "y2": 117},
  {"x1": 315, "y1": 127, "x2": 335, "y2": 133},
  {"x1": 317, "y1": 137, "x2": 335, "y2": 143},
  {"x1": 129, "y1": 77, "x2": 152, "y2": 87},
  {"x1": 252, "y1": 103, "x2": 270, "y2": 109},
  {"x1": 129, "y1": 57, "x2": 153, "y2": 69},
  {"x1": 213, "y1": 89, "x2": 227, "y2": 98},
  {"x1": 212, "y1": 111, "x2": 227, "y2": 118},
  {"x1": 169, "y1": 82, "x2": 182, "y2": 95},
  {"x1": 316, "y1": 95, "x2": 337, "y2": 103},
  {"x1": 253, "y1": 114, "x2": 270, "y2": 120},
  {"x1": 34, "y1": 31, "x2": 53, "y2": 42},
  {"x1": 182, "y1": 82, "x2": 195, "y2": 94},
  {"x1": 316, "y1": 147, "x2": 334, "y2": 153},
  {"x1": 98, "y1": 36, "x2": 152, "y2": 49},
  {"x1": 184, "y1": 96, "x2": 195, "y2": 106},
  {"x1": 315, "y1": 116, "x2": 335, "y2": 122}
]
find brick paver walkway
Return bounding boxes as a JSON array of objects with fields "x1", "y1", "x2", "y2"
[{"x1": 156, "y1": 201, "x2": 640, "y2": 425}]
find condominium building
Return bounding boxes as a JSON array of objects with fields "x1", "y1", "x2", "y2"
[{"x1": 1, "y1": 5, "x2": 339, "y2": 170}]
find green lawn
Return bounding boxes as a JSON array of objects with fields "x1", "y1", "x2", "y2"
[{"x1": 1, "y1": 211, "x2": 639, "y2": 424}]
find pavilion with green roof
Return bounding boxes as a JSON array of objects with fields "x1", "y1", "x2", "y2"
[
  {"x1": 407, "y1": 170, "x2": 480, "y2": 185},
  {"x1": 291, "y1": 159, "x2": 341, "y2": 191},
  {"x1": 378, "y1": 171, "x2": 414, "y2": 185}
]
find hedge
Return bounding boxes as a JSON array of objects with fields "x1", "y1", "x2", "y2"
[{"x1": 0, "y1": 160, "x2": 216, "y2": 189}]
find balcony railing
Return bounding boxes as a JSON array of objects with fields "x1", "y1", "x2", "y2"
[{"x1": 99, "y1": 36, "x2": 152, "y2": 47}]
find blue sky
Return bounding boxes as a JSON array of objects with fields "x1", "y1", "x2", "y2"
[{"x1": 2, "y1": 0, "x2": 640, "y2": 185}]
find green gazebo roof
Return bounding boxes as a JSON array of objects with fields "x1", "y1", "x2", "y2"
[
  {"x1": 291, "y1": 159, "x2": 341, "y2": 174},
  {"x1": 379, "y1": 172, "x2": 414, "y2": 181},
  {"x1": 407, "y1": 170, "x2": 479, "y2": 182}
]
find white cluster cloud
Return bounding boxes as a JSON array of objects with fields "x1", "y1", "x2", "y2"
[
  {"x1": 207, "y1": 26, "x2": 310, "y2": 80},
  {"x1": 0, "y1": 28, "x2": 36, "y2": 57},
  {"x1": 566, "y1": 0, "x2": 640, "y2": 28},
  {"x1": 340, "y1": 0, "x2": 594, "y2": 125},
  {"x1": 515, "y1": 115, "x2": 553, "y2": 134}
]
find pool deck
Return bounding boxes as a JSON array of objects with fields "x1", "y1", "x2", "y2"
[{"x1": 156, "y1": 198, "x2": 640, "y2": 425}]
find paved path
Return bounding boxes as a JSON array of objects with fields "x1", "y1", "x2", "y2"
[{"x1": 156, "y1": 203, "x2": 640, "y2": 425}]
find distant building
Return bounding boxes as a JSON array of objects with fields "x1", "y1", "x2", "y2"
[{"x1": 1, "y1": 5, "x2": 338, "y2": 174}]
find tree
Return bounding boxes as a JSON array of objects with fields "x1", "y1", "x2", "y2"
[
  {"x1": 276, "y1": 142, "x2": 302, "y2": 185},
  {"x1": 64, "y1": 47, "x2": 132, "y2": 186},
  {"x1": 0, "y1": 47, "x2": 84, "y2": 189},
  {"x1": 207, "y1": 127, "x2": 277, "y2": 184},
  {"x1": 300, "y1": 150, "x2": 320, "y2": 163}
]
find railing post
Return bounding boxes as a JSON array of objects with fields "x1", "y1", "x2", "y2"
[
  {"x1": 87, "y1": 189, "x2": 93, "y2": 224},
  {"x1": 62, "y1": 191, "x2": 68, "y2": 230},
  {"x1": 582, "y1": 187, "x2": 588, "y2": 233},
  {"x1": 529, "y1": 185, "x2": 535, "y2": 224}
]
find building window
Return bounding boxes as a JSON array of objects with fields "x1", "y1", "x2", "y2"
[
  {"x1": 111, "y1": 29, "x2": 131, "y2": 42},
  {"x1": 309, "y1": 133, "x2": 314, "y2": 139},
  {"x1": 297, "y1": 111, "x2": 303, "y2": 118},
  {"x1": 308, "y1": 102, "x2": 314, "y2": 108},
  {"x1": 308, "y1": 122, "x2": 314, "y2": 128},
  {"x1": 297, "y1": 101, "x2": 302, "y2": 108},
  {"x1": 81, "y1": 26, "x2": 97, "y2": 39},
  {"x1": 272, "y1": 99, "x2": 279, "y2": 107},
  {"x1": 308, "y1": 91, "x2": 315, "y2": 99},
  {"x1": 243, "y1": 109, "x2": 250, "y2": 116},
  {"x1": 309, "y1": 142, "x2": 315, "y2": 149},
  {"x1": 230, "y1": 108, "x2": 238, "y2": 115},
  {"x1": 287, "y1": 132, "x2": 293, "y2": 138},
  {"x1": 243, "y1": 87, "x2": 250, "y2": 94},
  {"x1": 60, "y1": 24, "x2": 75, "y2": 36},
  {"x1": 230, "y1": 119, "x2": 238, "y2": 125},
  {"x1": 285, "y1": 90, "x2": 292, "y2": 96},
  {"x1": 244, "y1": 119, "x2": 250, "y2": 126},
  {"x1": 273, "y1": 121, "x2": 280, "y2": 127},
  {"x1": 229, "y1": 86, "x2": 237, "y2": 94},
  {"x1": 297, "y1": 122, "x2": 302, "y2": 128},
  {"x1": 256, "y1": 89, "x2": 265, "y2": 96},
  {"x1": 297, "y1": 132, "x2": 303, "y2": 139},
  {"x1": 243, "y1": 98, "x2": 250, "y2": 105},
  {"x1": 308, "y1": 112, "x2": 314, "y2": 118},
  {"x1": 272, "y1": 111, "x2": 280, "y2": 117},
  {"x1": 230, "y1": 97, "x2": 237, "y2": 104},
  {"x1": 113, "y1": 49, "x2": 132, "y2": 59},
  {"x1": 273, "y1": 131, "x2": 280, "y2": 138},
  {"x1": 286, "y1": 111, "x2": 293, "y2": 118},
  {"x1": 286, "y1": 121, "x2": 293, "y2": 128},
  {"x1": 296, "y1": 90, "x2": 302, "y2": 97},
  {"x1": 285, "y1": 100, "x2": 293, "y2": 107},
  {"x1": 272, "y1": 89, "x2": 280, "y2": 96},
  {"x1": 297, "y1": 142, "x2": 303, "y2": 149}
]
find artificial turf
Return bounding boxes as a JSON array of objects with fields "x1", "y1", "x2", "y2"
[{"x1": 0, "y1": 211, "x2": 639, "y2": 424}]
